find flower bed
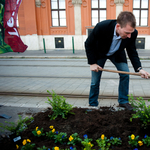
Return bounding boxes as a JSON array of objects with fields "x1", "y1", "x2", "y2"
[
  {"x1": 0, "y1": 107, "x2": 150, "y2": 150},
  {"x1": 0, "y1": 92, "x2": 150, "y2": 150}
]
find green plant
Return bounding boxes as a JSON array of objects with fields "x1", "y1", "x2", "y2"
[
  {"x1": 46, "y1": 90, "x2": 75, "y2": 120},
  {"x1": 46, "y1": 125, "x2": 56, "y2": 139},
  {"x1": 129, "y1": 94, "x2": 150, "y2": 128},
  {"x1": 54, "y1": 132, "x2": 67, "y2": 144},
  {"x1": 96, "y1": 134, "x2": 110, "y2": 150},
  {"x1": 109, "y1": 136, "x2": 122, "y2": 146},
  {"x1": 0, "y1": 115, "x2": 33, "y2": 135},
  {"x1": 81, "y1": 134, "x2": 94, "y2": 150},
  {"x1": 21, "y1": 139, "x2": 35, "y2": 150},
  {"x1": 128, "y1": 134, "x2": 139, "y2": 147},
  {"x1": 32, "y1": 126, "x2": 45, "y2": 137},
  {"x1": 142, "y1": 134, "x2": 150, "y2": 146},
  {"x1": 67, "y1": 133, "x2": 82, "y2": 146}
]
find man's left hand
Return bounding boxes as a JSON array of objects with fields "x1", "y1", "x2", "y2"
[{"x1": 139, "y1": 69, "x2": 150, "y2": 79}]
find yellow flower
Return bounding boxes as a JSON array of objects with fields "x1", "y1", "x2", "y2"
[
  {"x1": 138, "y1": 141, "x2": 143, "y2": 146},
  {"x1": 101, "y1": 134, "x2": 105, "y2": 140},
  {"x1": 37, "y1": 130, "x2": 41, "y2": 135},
  {"x1": 88, "y1": 142, "x2": 93, "y2": 147},
  {"x1": 22, "y1": 139, "x2": 27, "y2": 145},
  {"x1": 27, "y1": 139, "x2": 31, "y2": 143},
  {"x1": 16, "y1": 144, "x2": 19, "y2": 149},
  {"x1": 69, "y1": 135, "x2": 74, "y2": 141},
  {"x1": 36, "y1": 126, "x2": 38, "y2": 131},
  {"x1": 131, "y1": 134, "x2": 135, "y2": 140},
  {"x1": 54, "y1": 146, "x2": 59, "y2": 150},
  {"x1": 52, "y1": 128, "x2": 55, "y2": 133},
  {"x1": 49, "y1": 126, "x2": 54, "y2": 129}
]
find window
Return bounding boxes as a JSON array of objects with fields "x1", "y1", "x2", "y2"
[
  {"x1": 133, "y1": 0, "x2": 149, "y2": 26},
  {"x1": 51, "y1": 0, "x2": 66, "y2": 26},
  {"x1": 91, "y1": 0, "x2": 106, "y2": 26}
]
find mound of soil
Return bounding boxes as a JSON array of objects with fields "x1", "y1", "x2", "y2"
[{"x1": 0, "y1": 107, "x2": 149, "y2": 150}]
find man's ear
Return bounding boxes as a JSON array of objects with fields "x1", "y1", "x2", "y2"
[{"x1": 116, "y1": 23, "x2": 120, "y2": 29}]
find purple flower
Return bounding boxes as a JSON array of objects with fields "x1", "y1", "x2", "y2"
[
  {"x1": 118, "y1": 138, "x2": 121, "y2": 140},
  {"x1": 133, "y1": 148, "x2": 138, "y2": 150},
  {"x1": 70, "y1": 147, "x2": 74, "y2": 150},
  {"x1": 83, "y1": 134, "x2": 88, "y2": 139},
  {"x1": 144, "y1": 134, "x2": 147, "y2": 138},
  {"x1": 56, "y1": 131, "x2": 58, "y2": 134},
  {"x1": 62, "y1": 135, "x2": 65, "y2": 138},
  {"x1": 110, "y1": 136, "x2": 114, "y2": 140}
]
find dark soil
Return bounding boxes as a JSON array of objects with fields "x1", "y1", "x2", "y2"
[{"x1": 0, "y1": 107, "x2": 150, "y2": 150}]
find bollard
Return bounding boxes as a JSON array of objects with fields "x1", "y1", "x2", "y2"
[
  {"x1": 72, "y1": 36, "x2": 75, "y2": 54},
  {"x1": 43, "y1": 38, "x2": 46, "y2": 53}
]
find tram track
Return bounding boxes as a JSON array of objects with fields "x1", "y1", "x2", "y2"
[
  {"x1": 0, "y1": 75, "x2": 142, "y2": 79},
  {"x1": 0, "y1": 92, "x2": 150, "y2": 100},
  {"x1": 0, "y1": 59, "x2": 150, "y2": 100},
  {"x1": 0, "y1": 65, "x2": 150, "y2": 70}
]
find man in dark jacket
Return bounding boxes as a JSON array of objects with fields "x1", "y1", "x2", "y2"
[{"x1": 85, "y1": 11, "x2": 149, "y2": 110}]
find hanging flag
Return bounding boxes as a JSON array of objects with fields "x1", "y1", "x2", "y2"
[{"x1": 0, "y1": 0, "x2": 27, "y2": 54}]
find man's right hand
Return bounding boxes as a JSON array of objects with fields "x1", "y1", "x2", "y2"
[{"x1": 90, "y1": 64, "x2": 102, "y2": 72}]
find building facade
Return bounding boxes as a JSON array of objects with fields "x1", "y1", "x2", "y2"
[{"x1": 18, "y1": 0, "x2": 150, "y2": 50}]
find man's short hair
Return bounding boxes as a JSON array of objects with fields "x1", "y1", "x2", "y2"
[{"x1": 117, "y1": 11, "x2": 136, "y2": 28}]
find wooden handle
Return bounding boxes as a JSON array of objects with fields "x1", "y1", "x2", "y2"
[{"x1": 99, "y1": 68, "x2": 150, "y2": 78}]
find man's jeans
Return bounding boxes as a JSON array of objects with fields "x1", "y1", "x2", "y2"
[{"x1": 89, "y1": 56, "x2": 129, "y2": 106}]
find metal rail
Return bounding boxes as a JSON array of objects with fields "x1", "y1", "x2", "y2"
[{"x1": 0, "y1": 92, "x2": 150, "y2": 100}]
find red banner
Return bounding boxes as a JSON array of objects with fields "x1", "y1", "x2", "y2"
[{"x1": 3, "y1": 0, "x2": 27, "y2": 52}]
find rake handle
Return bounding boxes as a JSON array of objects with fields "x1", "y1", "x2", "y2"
[{"x1": 99, "y1": 68, "x2": 150, "y2": 78}]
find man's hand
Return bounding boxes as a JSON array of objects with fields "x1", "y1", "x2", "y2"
[
  {"x1": 90, "y1": 64, "x2": 102, "y2": 72},
  {"x1": 139, "y1": 69, "x2": 150, "y2": 79}
]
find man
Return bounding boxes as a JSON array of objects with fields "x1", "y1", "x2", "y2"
[{"x1": 85, "y1": 11, "x2": 150, "y2": 110}]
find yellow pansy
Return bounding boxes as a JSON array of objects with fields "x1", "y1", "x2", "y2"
[
  {"x1": 54, "y1": 146, "x2": 59, "y2": 150},
  {"x1": 49, "y1": 126, "x2": 54, "y2": 129},
  {"x1": 88, "y1": 142, "x2": 93, "y2": 147},
  {"x1": 27, "y1": 139, "x2": 31, "y2": 143},
  {"x1": 52, "y1": 128, "x2": 55, "y2": 133},
  {"x1": 69, "y1": 135, "x2": 74, "y2": 141},
  {"x1": 16, "y1": 144, "x2": 19, "y2": 149},
  {"x1": 101, "y1": 134, "x2": 105, "y2": 140},
  {"x1": 138, "y1": 141, "x2": 143, "y2": 146},
  {"x1": 36, "y1": 126, "x2": 38, "y2": 131},
  {"x1": 37, "y1": 130, "x2": 41, "y2": 135},
  {"x1": 22, "y1": 139, "x2": 27, "y2": 145},
  {"x1": 131, "y1": 134, "x2": 135, "y2": 140}
]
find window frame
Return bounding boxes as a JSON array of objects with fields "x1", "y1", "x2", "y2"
[
  {"x1": 91, "y1": 0, "x2": 106, "y2": 26},
  {"x1": 133, "y1": 0, "x2": 149, "y2": 26},
  {"x1": 51, "y1": 0, "x2": 66, "y2": 27}
]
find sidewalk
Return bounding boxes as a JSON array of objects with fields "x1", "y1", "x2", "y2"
[
  {"x1": 0, "y1": 49, "x2": 87, "y2": 59},
  {"x1": 0, "y1": 49, "x2": 150, "y2": 59}
]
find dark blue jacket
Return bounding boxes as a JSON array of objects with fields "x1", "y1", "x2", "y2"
[{"x1": 85, "y1": 20, "x2": 142, "y2": 72}]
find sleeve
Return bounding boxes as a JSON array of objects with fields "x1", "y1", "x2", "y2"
[
  {"x1": 126, "y1": 30, "x2": 142, "y2": 72},
  {"x1": 84, "y1": 22, "x2": 105, "y2": 64}
]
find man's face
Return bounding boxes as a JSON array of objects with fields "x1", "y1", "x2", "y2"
[{"x1": 116, "y1": 23, "x2": 135, "y2": 39}]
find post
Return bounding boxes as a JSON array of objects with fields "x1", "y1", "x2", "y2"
[
  {"x1": 43, "y1": 38, "x2": 46, "y2": 53},
  {"x1": 72, "y1": 36, "x2": 75, "y2": 54}
]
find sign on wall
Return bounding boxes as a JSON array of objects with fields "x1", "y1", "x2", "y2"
[{"x1": 0, "y1": 0, "x2": 27, "y2": 54}]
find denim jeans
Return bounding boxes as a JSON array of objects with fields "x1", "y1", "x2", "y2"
[{"x1": 89, "y1": 56, "x2": 129, "y2": 106}]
